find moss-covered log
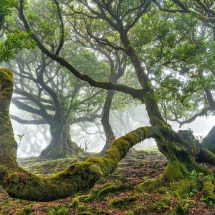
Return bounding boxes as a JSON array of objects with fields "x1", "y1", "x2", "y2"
[{"x1": 1, "y1": 68, "x2": 215, "y2": 202}]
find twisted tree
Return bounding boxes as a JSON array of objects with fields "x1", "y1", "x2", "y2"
[
  {"x1": 0, "y1": 68, "x2": 215, "y2": 202},
  {"x1": 7, "y1": 48, "x2": 105, "y2": 159}
]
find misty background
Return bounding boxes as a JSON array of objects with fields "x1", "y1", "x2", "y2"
[{"x1": 10, "y1": 103, "x2": 215, "y2": 157}]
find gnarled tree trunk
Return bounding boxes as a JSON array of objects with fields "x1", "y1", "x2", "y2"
[
  {"x1": 40, "y1": 119, "x2": 82, "y2": 159},
  {"x1": 0, "y1": 69, "x2": 215, "y2": 202}
]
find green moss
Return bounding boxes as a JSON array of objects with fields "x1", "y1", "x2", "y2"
[
  {"x1": 170, "y1": 180, "x2": 197, "y2": 198},
  {"x1": 76, "y1": 212, "x2": 93, "y2": 215},
  {"x1": 70, "y1": 197, "x2": 80, "y2": 208},
  {"x1": 202, "y1": 181, "x2": 215, "y2": 201},
  {"x1": 98, "y1": 184, "x2": 132, "y2": 196},
  {"x1": 162, "y1": 160, "x2": 188, "y2": 182},
  {"x1": 124, "y1": 211, "x2": 134, "y2": 215},
  {"x1": 56, "y1": 207, "x2": 70, "y2": 215},
  {"x1": 152, "y1": 196, "x2": 171, "y2": 211},
  {"x1": 75, "y1": 204, "x2": 93, "y2": 215},
  {"x1": 135, "y1": 179, "x2": 162, "y2": 193},
  {"x1": 108, "y1": 196, "x2": 138, "y2": 209},
  {"x1": 77, "y1": 194, "x2": 96, "y2": 202},
  {"x1": 17, "y1": 205, "x2": 32, "y2": 215}
]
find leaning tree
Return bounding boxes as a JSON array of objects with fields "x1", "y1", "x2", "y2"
[{"x1": 1, "y1": 0, "x2": 215, "y2": 204}]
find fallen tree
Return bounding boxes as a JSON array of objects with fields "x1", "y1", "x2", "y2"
[{"x1": 1, "y1": 68, "x2": 215, "y2": 202}]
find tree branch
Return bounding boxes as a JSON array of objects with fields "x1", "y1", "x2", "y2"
[
  {"x1": 18, "y1": 0, "x2": 143, "y2": 100},
  {"x1": 10, "y1": 115, "x2": 47, "y2": 124}
]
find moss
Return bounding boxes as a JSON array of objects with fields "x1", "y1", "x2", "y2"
[
  {"x1": 135, "y1": 179, "x2": 162, "y2": 193},
  {"x1": 108, "y1": 196, "x2": 138, "y2": 209},
  {"x1": 77, "y1": 194, "x2": 96, "y2": 202},
  {"x1": 170, "y1": 180, "x2": 197, "y2": 198},
  {"x1": 202, "y1": 181, "x2": 215, "y2": 201},
  {"x1": 162, "y1": 160, "x2": 188, "y2": 182},
  {"x1": 198, "y1": 148, "x2": 215, "y2": 165},
  {"x1": 74, "y1": 204, "x2": 93, "y2": 215},
  {"x1": 124, "y1": 211, "x2": 135, "y2": 215},
  {"x1": 76, "y1": 212, "x2": 93, "y2": 215},
  {"x1": 17, "y1": 205, "x2": 32, "y2": 215},
  {"x1": 151, "y1": 196, "x2": 171, "y2": 211},
  {"x1": 47, "y1": 205, "x2": 70, "y2": 215},
  {"x1": 98, "y1": 184, "x2": 132, "y2": 196},
  {"x1": 70, "y1": 197, "x2": 80, "y2": 208},
  {"x1": 56, "y1": 207, "x2": 70, "y2": 215}
]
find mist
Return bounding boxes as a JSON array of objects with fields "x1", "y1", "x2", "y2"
[{"x1": 10, "y1": 103, "x2": 215, "y2": 157}]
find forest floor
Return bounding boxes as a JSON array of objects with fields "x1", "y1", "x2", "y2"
[{"x1": 1, "y1": 146, "x2": 215, "y2": 215}]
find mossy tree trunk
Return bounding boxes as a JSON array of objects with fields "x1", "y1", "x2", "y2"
[
  {"x1": 1, "y1": 69, "x2": 215, "y2": 201},
  {"x1": 0, "y1": 69, "x2": 18, "y2": 171},
  {"x1": 118, "y1": 30, "x2": 215, "y2": 200}
]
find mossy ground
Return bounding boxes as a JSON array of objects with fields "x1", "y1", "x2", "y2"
[{"x1": 1, "y1": 147, "x2": 215, "y2": 215}]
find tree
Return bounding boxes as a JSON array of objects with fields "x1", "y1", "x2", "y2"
[
  {"x1": 69, "y1": 21, "x2": 128, "y2": 154},
  {"x1": 1, "y1": 0, "x2": 215, "y2": 203},
  {"x1": 7, "y1": 46, "x2": 106, "y2": 159},
  {"x1": 151, "y1": 1, "x2": 215, "y2": 127}
]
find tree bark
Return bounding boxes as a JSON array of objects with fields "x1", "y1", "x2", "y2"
[
  {"x1": 100, "y1": 90, "x2": 115, "y2": 155},
  {"x1": 40, "y1": 120, "x2": 82, "y2": 159},
  {"x1": 0, "y1": 69, "x2": 18, "y2": 171}
]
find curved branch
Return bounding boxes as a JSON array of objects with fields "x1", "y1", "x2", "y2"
[
  {"x1": 153, "y1": 0, "x2": 187, "y2": 13},
  {"x1": 179, "y1": 106, "x2": 212, "y2": 127},
  {"x1": 2, "y1": 121, "x2": 177, "y2": 201},
  {"x1": 72, "y1": 113, "x2": 102, "y2": 124},
  {"x1": 13, "y1": 89, "x2": 49, "y2": 111}
]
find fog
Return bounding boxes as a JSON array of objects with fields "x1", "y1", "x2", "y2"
[{"x1": 10, "y1": 104, "x2": 215, "y2": 157}]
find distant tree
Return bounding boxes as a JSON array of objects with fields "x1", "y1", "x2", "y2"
[{"x1": 7, "y1": 47, "x2": 104, "y2": 159}]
